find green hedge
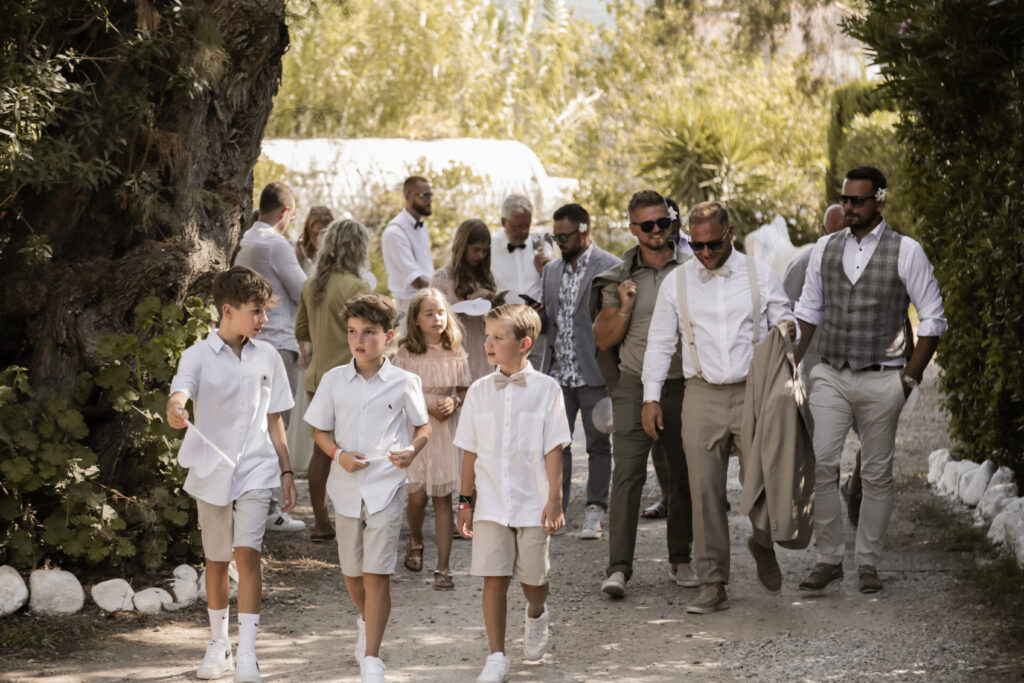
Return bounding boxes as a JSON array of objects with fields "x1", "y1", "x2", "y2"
[{"x1": 846, "y1": 2, "x2": 1024, "y2": 473}]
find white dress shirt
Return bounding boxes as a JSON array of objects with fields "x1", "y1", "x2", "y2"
[
  {"x1": 170, "y1": 333, "x2": 294, "y2": 506},
  {"x1": 303, "y1": 358, "x2": 429, "y2": 516},
  {"x1": 643, "y1": 250, "x2": 796, "y2": 400},
  {"x1": 454, "y1": 366, "x2": 572, "y2": 527},
  {"x1": 381, "y1": 209, "x2": 434, "y2": 299},
  {"x1": 490, "y1": 232, "x2": 553, "y2": 305},
  {"x1": 794, "y1": 220, "x2": 947, "y2": 351},
  {"x1": 233, "y1": 222, "x2": 307, "y2": 353}
]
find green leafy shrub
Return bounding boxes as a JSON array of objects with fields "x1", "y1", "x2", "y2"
[
  {"x1": 846, "y1": 2, "x2": 1024, "y2": 473},
  {"x1": 0, "y1": 296, "x2": 214, "y2": 569}
]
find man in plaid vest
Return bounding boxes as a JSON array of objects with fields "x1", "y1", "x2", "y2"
[{"x1": 793, "y1": 166, "x2": 946, "y2": 594}]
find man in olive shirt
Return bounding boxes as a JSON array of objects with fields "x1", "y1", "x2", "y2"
[{"x1": 591, "y1": 190, "x2": 696, "y2": 598}]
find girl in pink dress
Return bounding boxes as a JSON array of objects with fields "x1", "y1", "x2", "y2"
[{"x1": 393, "y1": 288, "x2": 472, "y2": 590}]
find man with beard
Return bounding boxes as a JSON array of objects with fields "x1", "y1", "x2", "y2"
[
  {"x1": 382, "y1": 176, "x2": 435, "y2": 324},
  {"x1": 541, "y1": 203, "x2": 620, "y2": 539},
  {"x1": 794, "y1": 166, "x2": 945, "y2": 594},
  {"x1": 642, "y1": 201, "x2": 797, "y2": 614},
  {"x1": 590, "y1": 190, "x2": 697, "y2": 598}
]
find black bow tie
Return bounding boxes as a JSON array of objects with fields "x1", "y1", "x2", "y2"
[
  {"x1": 507, "y1": 243, "x2": 527, "y2": 253},
  {"x1": 413, "y1": 219, "x2": 424, "y2": 229}
]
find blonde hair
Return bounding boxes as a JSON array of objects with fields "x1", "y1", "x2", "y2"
[
  {"x1": 399, "y1": 288, "x2": 464, "y2": 354},
  {"x1": 312, "y1": 219, "x2": 369, "y2": 304},
  {"x1": 484, "y1": 304, "x2": 541, "y2": 343},
  {"x1": 688, "y1": 201, "x2": 730, "y2": 227}
]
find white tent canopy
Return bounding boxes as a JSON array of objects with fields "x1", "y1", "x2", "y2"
[{"x1": 260, "y1": 137, "x2": 578, "y2": 225}]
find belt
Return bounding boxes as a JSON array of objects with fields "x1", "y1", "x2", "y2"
[{"x1": 826, "y1": 360, "x2": 901, "y2": 372}]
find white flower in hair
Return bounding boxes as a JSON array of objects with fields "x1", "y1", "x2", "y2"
[
  {"x1": 580, "y1": 223, "x2": 590, "y2": 233},
  {"x1": 667, "y1": 206, "x2": 679, "y2": 221},
  {"x1": 875, "y1": 187, "x2": 887, "y2": 202}
]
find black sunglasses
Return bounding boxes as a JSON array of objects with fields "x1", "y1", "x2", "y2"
[
  {"x1": 417, "y1": 191, "x2": 434, "y2": 200},
  {"x1": 553, "y1": 231, "x2": 580, "y2": 244},
  {"x1": 630, "y1": 217, "x2": 673, "y2": 233},
  {"x1": 690, "y1": 237, "x2": 728, "y2": 252},
  {"x1": 839, "y1": 194, "x2": 873, "y2": 207}
]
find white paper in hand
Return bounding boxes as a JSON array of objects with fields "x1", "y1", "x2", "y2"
[
  {"x1": 451, "y1": 298, "x2": 492, "y2": 316},
  {"x1": 178, "y1": 419, "x2": 237, "y2": 477}
]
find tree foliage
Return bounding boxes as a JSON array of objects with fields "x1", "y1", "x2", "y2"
[{"x1": 846, "y1": 1, "x2": 1024, "y2": 472}]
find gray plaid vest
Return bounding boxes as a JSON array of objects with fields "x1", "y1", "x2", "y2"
[{"x1": 818, "y1": 225, "x2": 909, "y2": 369}]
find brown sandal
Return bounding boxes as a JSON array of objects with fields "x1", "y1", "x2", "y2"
[
  {"x1": 433, "y1": 569, "x2": 454, "y2": 590},
  {"x1": 404, "y1": 544, "x2": 424, "y2": 572}
]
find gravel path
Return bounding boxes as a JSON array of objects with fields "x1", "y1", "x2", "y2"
[{"x1": 2, "y1": 366, "x2": 1021, "y2": 682}]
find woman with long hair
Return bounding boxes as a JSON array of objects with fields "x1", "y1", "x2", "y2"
[
  {"x1": 431, "y1": 218, "x2": 505, "y2": 380},
  {"x1": 294, "y1": 218, "x2": 372, "y2": 541}
]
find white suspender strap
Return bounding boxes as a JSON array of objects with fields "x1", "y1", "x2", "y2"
[
  {"x1": 675, "y1": 265, "x2": 704, "y2": 380},
  {"x1": 746, "y1": 255, "x2": 761, "y2": 345}
]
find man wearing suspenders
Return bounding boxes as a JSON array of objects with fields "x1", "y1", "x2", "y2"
[{"x1": 641, "y1": 201, "x2": 797, "y2": 614}]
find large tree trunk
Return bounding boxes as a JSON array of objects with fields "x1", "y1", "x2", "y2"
[{"x1": 0, "y1": 1, "x2": 288, "y2": 473}]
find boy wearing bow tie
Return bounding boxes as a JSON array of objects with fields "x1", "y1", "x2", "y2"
[{"x1": 455, "y1": 304, "x2": 572, "y2": 682}]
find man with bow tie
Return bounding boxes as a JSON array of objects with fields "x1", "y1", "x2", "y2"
[
  {"x1": 382, "y1": 176, "x2": 436, "y2": 326},
  {"x1": 641, "y1": 201, "x2": 797, "y2": 614},
  {"x1": 491, "y1": 194, "x2": 553, "y2": 368}
]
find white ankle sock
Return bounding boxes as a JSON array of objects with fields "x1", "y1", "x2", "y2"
[
  {"x1": 237, "y1": 612, "x2": 260, "y2": 656},
  {"x1": 208, "y1": 607, "x2": 229, "y2": 643}
]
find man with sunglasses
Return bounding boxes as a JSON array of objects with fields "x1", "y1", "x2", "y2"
[
  {"x1": 382, "y1": 176, "x2": 435, "y2": 325},
  {"x1": 794, "y1": 166, "x2": 946, "y2": 594},
  {"x1": 642, "y1": 201, "x2": 797, "y2": 614},
  {"x1": 541, "y1": 203, "x2": 621, "y2": 539},
  {"x1": 589, "y1": 190, "x2": 696, "y2": 598}
]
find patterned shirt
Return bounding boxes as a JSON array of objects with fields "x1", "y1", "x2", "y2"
[{"x1": 549, "y1": 245, "x2": 592, "y2": 387}]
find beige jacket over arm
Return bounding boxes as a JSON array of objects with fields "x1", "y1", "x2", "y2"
[{"x1": 739, "y1": 324, "x2": 815, "y2": 549}]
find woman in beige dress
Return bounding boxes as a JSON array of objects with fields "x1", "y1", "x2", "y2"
[{"x1": 431, "y1": 219, "x2": 505, "y2": 380}]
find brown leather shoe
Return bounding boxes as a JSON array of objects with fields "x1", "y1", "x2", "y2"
[
  {"x1": 858, "y1": 565, "x2": 883, "y2": 593},
  {"x1": 686, "y1": 583, "x2": 729, "y2": 614},
  {"x1": 799, "y1": 562, "x2": 843, "y2": 591},
  {"x1": 747, "y1": 537, "x2": 782, "y2": 594}
]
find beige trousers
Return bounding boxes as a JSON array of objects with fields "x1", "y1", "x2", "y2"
[
  {"x1": 681, "y1": 378, "x2": 765, "y2": 585},
  {"x1": 808, "y1": 363, "x2": 906, "y2": 568}
]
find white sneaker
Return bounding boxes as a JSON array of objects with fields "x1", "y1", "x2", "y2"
[
  {"x1": 669, "y1": 562, "x2": 701, "y2": 588},
  {"x1": 354, "y1": 615, "x2": 366, "y2": 663},
  {"x1": 580, "y1": 504, "x2": 604, "y2": 540},
  {"x1": 476, "y1": 652, "x2": 510, "y2": 682},
  {"x1": 360, "y1": 655, "x2": 387, "y2": 683},
  {"x1": 265, "y1": 510, "x2": 305, "y2": 532},
  {"x1": 523, "y1": 606, "x2": 550, "y2": 660},
  {"x1": 601, "y1": 571, "x2": 626, "y2": 598},
  {"x1": 197, "y1": 639, "x2": 233, "y2": 679},
  {"x1": 233, "y1": 652, "x2": 261, "y2": 683}
]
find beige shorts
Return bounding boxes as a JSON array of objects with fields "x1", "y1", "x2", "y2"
[
  {"x1": 470, "y1": 521, "x2": 550, "y2": 586},
  {"x1": 336, "y1": 488, "x2": 408, "y2": 577},
  {"x1": 195, "y1": 488, "x2": 273, "y2": 562}
]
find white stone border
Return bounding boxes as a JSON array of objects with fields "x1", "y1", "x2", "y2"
[{"x1": 927, "y1": 448, "x2": 1024, "y2": 566}]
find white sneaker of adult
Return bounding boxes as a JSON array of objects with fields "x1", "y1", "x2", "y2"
[
  {"x1": 197, "y1": 639, "x2": 233, "y2": 680},
  {"x1": 265, "y1": 510, "x2": 306, "y2": 532},
  {"x1": 580, "y1": 504, "x2": 604, "y2": 540},
  {"x1": 233, "y1": 652, "x2": 261, "y2": 683},
  {"x1": 360, "y1": 655, "x2": 387, "y2": 683},
  {"x1": 354, "y1": 615, "x2": 366, "y2": 663},
  {"x1": 523, "y1": 606, "x2": 550, "y2": 660},
  {"x1": 669, "y1": 562, "x2": 701, "y2": 588},
  {"x1": 601, "y1": 571, "x2": 626, "y2": 598},
  {"x1": 476, "y1": 652, "x2": 511, "y2": 682}
]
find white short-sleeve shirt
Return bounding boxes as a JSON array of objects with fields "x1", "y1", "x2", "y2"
[
  {"x1": 381, "y1": 209, "x2": 434, "y2": 299},
  {"x1": 304, "y1": 358, "x2": 429, "y2": 516},
  {"x1": 454, "y1": 366, "x2": 572, "y2": 527},
  {"x1": 169, "y1": 332, "x2": 294, "y2": 506}
]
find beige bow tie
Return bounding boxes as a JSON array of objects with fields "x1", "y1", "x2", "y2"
[
  {"x1": 697, "y1": 264, "x2": 730, "y2": 283},
  {"x1": 494, "y1": 372, "x2": 528, "y2": 390}
]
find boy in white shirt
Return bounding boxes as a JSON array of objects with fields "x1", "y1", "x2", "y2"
[
  {"x1": 304, "y1": 293, "x2": 431, "y2": 683},
  {"x1": 166, "y1": 266, "x2": 298, "y2": 683},
  {"x1": 455, "y1": 304, "x2": 572, "y2": 683}
]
